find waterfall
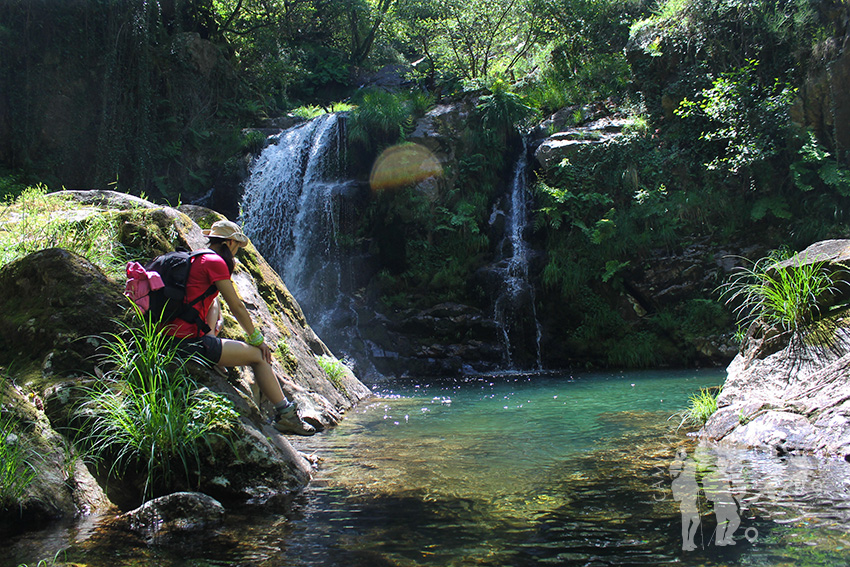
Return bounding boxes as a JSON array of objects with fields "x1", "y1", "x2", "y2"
[
  {"x1": 492, "y1": 142, "x2": 543, "y2": 369},
  {"x1": 240, "y1": 114, "x2": 364, "y2": 370},
  {"x1": 241, "y1": 115, "x2": 542, "y2": 376}
]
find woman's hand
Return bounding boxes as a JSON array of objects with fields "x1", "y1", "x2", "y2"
[{"x1": 258, "y1": 341, "x2": 273, "y2": 364}]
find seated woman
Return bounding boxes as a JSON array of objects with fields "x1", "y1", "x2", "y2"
[{"x1": 167, "y1": 219, "x2": 314, "y2": 435}]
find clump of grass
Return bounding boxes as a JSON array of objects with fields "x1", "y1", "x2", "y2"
[
  {"x1": 671, "y1": 386, "x2": 721, "y2": 430},
  {"x1": 315, "y1": 354, "x2": 348, "y2": 395},
  {"x1": 240, "y1": 130, "x2": 267, "y2": 154},
  {"x1": 291, "y1": 102, "x2": 354, "y2": 120},
  {"x1": 76, "y1": 312, "x2": 239, "y2": 501},
  {"x1": 0, "y1": 185, "x2": 124, "y2": 274},
  {"x1": 291, "y1": 104, "x2": 327, "y2": 119},
  {"x1": 718, "y1": 251, "x2": 840, "y2": 335},
  {"x1": 0, "y1": 412, "x2": 37, "y2": 511}
]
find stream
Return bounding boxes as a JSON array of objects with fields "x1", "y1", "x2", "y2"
[{"x1": 5, "y1": 369, "x2": 850, "y2": 566}]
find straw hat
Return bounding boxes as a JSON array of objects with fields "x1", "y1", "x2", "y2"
[{"x1": 202, "y1": 220, "x2": 250, "y2": 248}]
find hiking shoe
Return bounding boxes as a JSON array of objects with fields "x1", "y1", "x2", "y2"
[{"x1": 273, "y1": 407, "x2": 316, "y2": 436}]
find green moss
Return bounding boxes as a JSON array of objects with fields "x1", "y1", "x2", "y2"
[
  {"x1": 276, "y1": 339, "x2": 298, "y2": 374},
  {"x1": 236, "y1": 244, "x2": 306, "y2": 328},
  {"x1": 196, "y1": 212, "x2": 224, "y2": 231}
]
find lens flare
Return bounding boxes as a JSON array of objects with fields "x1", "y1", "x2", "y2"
[{"x1": 369, "y1": 143, "x2": 443, "y2": 192}]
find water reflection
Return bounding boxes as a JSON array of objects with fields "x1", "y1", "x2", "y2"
[{"x1": 5, "y1": 370, "x2": 850, "y2": 566}]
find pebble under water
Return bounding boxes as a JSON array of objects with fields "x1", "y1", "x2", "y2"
[{"x1": 6, "y1": 369, "x2": 850, "y2": 566}]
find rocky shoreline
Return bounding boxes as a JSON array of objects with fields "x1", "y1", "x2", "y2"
[{"x1": 702, "y1": 240, "x2": 850, "y2": 461}]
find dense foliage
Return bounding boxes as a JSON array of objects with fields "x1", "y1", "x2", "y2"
[{"x1": 1, "y1": 0, "x2": 848, "y2": 368}]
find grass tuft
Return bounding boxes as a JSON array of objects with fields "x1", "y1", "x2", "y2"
[
  {"x1": 0, "y1": 412, "x2": 37, "y2": 511},
  {"x1": 75, "y1": 311, "x2": 239, "y2": 502},
  {"x1": 0, "y1": 185, "x2": 125, "y2": 275},
  {"x1": 315, "y1": 354, "x2": 348, "y2": 396},
  {"x1": 718, "y1": 251, "x2": 842, "y2": 336},
  {"x1": 671, "y1": 386, "x2": 721, "y2": 430}
]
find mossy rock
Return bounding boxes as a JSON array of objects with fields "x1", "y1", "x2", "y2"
[
  {"x1": 236, "y1": 243, "x2": 307, "y2": 329},
  {"x1": 178, "y1": 204, "x2": 225, "y2": 230},
  {"x1": 115, "y1": 207, "x2": 200, "y2": 259},
  {"x1": 0, "y1": 379, "x2": 109, "y2": 533},
  {"x1": 0, "y1": 248, "x2": 126, "y2": 379}
]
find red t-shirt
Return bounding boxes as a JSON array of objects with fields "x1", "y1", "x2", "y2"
[{"x1": 167, "y1": 252, "x2": 231, "y2": 339}]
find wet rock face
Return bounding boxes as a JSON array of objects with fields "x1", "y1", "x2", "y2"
[{"x1": 361, "y1": 302, "x2": 505, "y2": 377}]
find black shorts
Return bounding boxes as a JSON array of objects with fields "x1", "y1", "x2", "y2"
[{"x1": 176, "y1": 334, "x2": 223, "y2": 364}]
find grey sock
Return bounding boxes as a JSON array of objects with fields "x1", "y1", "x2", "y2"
[{"x1": 274, "y1": 400, "x2": 293, "y2": 414}]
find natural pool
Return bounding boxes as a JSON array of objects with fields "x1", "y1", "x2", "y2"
[{"x1": 6, "y1": 369, "x2": 850, "y2": 566}]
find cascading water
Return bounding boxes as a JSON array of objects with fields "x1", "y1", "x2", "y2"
[
  {"x1": 491, "y1": 142, "x2": 543, "y2": 369},
  {"x1": 240, "y1": 114, "x2": 367, "y2": 373},
  {"x1": 242, "y1": 115, "x2": 542, "y2": 375}
]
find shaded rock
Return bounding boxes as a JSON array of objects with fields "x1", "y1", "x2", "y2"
[
  {"x1": 363, "y1": 302, "x2": 505, "y2": 377},
  {"x1": 0, "y1": 382, "x2": 111, "y2": 534},
  {"x1": 792, "y1": 36, "x2": 850, "y2": 167},
  {"x1": 115, "y1": 492, "x2": 224, "y2": 542},
  {"x1": 407, "y1": 101, "x2": 474, "y2": 165},
  {"x1": 0, "y1": 248, "x2": 126, "y2": 374}
]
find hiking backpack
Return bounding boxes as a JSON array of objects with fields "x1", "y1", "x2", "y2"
[{"x1": 125, "y1": 249, "x2": 217, "y2": 335}]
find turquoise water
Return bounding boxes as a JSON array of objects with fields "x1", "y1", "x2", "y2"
[{"x1": 6, "y1": 369, "x2": 850, "y2": 566}]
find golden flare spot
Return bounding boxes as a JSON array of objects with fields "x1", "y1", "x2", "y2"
[{"x1": 370, "y1": 143, "x2": 443, "y2": 192}]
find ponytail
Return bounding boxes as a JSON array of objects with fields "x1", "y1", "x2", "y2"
[{"x1": 208, "y1": 237, "x2": 235, "y2": 274}]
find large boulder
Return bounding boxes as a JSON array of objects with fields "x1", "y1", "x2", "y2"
[
  {"x1": 0, "y1": 247, "x2": 127, "y2": 376},
  {"x1": 533, "y1": 116, "x2": 629, "y2": 173},
  {"x1": 0, "y1": 191, "x2": 371, "y2": 522}
]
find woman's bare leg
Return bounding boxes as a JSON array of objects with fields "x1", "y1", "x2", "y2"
[{"x1": 218, "y1": 339, "x2": 285, "y2": 405}]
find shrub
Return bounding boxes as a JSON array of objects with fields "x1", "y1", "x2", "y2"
[
  {"x1": 348, "y1": 89, "x2": 413, "y2": 150},
  {"x1": 476, "y1": 79, "x2": 537, "y2": 139},
  {"x1": 76, "y1": 313, "x2": 238, "y2": 501}
]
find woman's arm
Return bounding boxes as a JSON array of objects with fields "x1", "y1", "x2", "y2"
[
  {"x1": 215, "y1": 278, "x2": 273, "y2": 363},
  {"x1": 215, "y1": 278, "x2": 255, "y2": 334}
]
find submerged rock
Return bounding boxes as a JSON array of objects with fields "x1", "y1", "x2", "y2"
[{"x1": 115, "y1": 492, "x2": 224, "y2": 542}]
